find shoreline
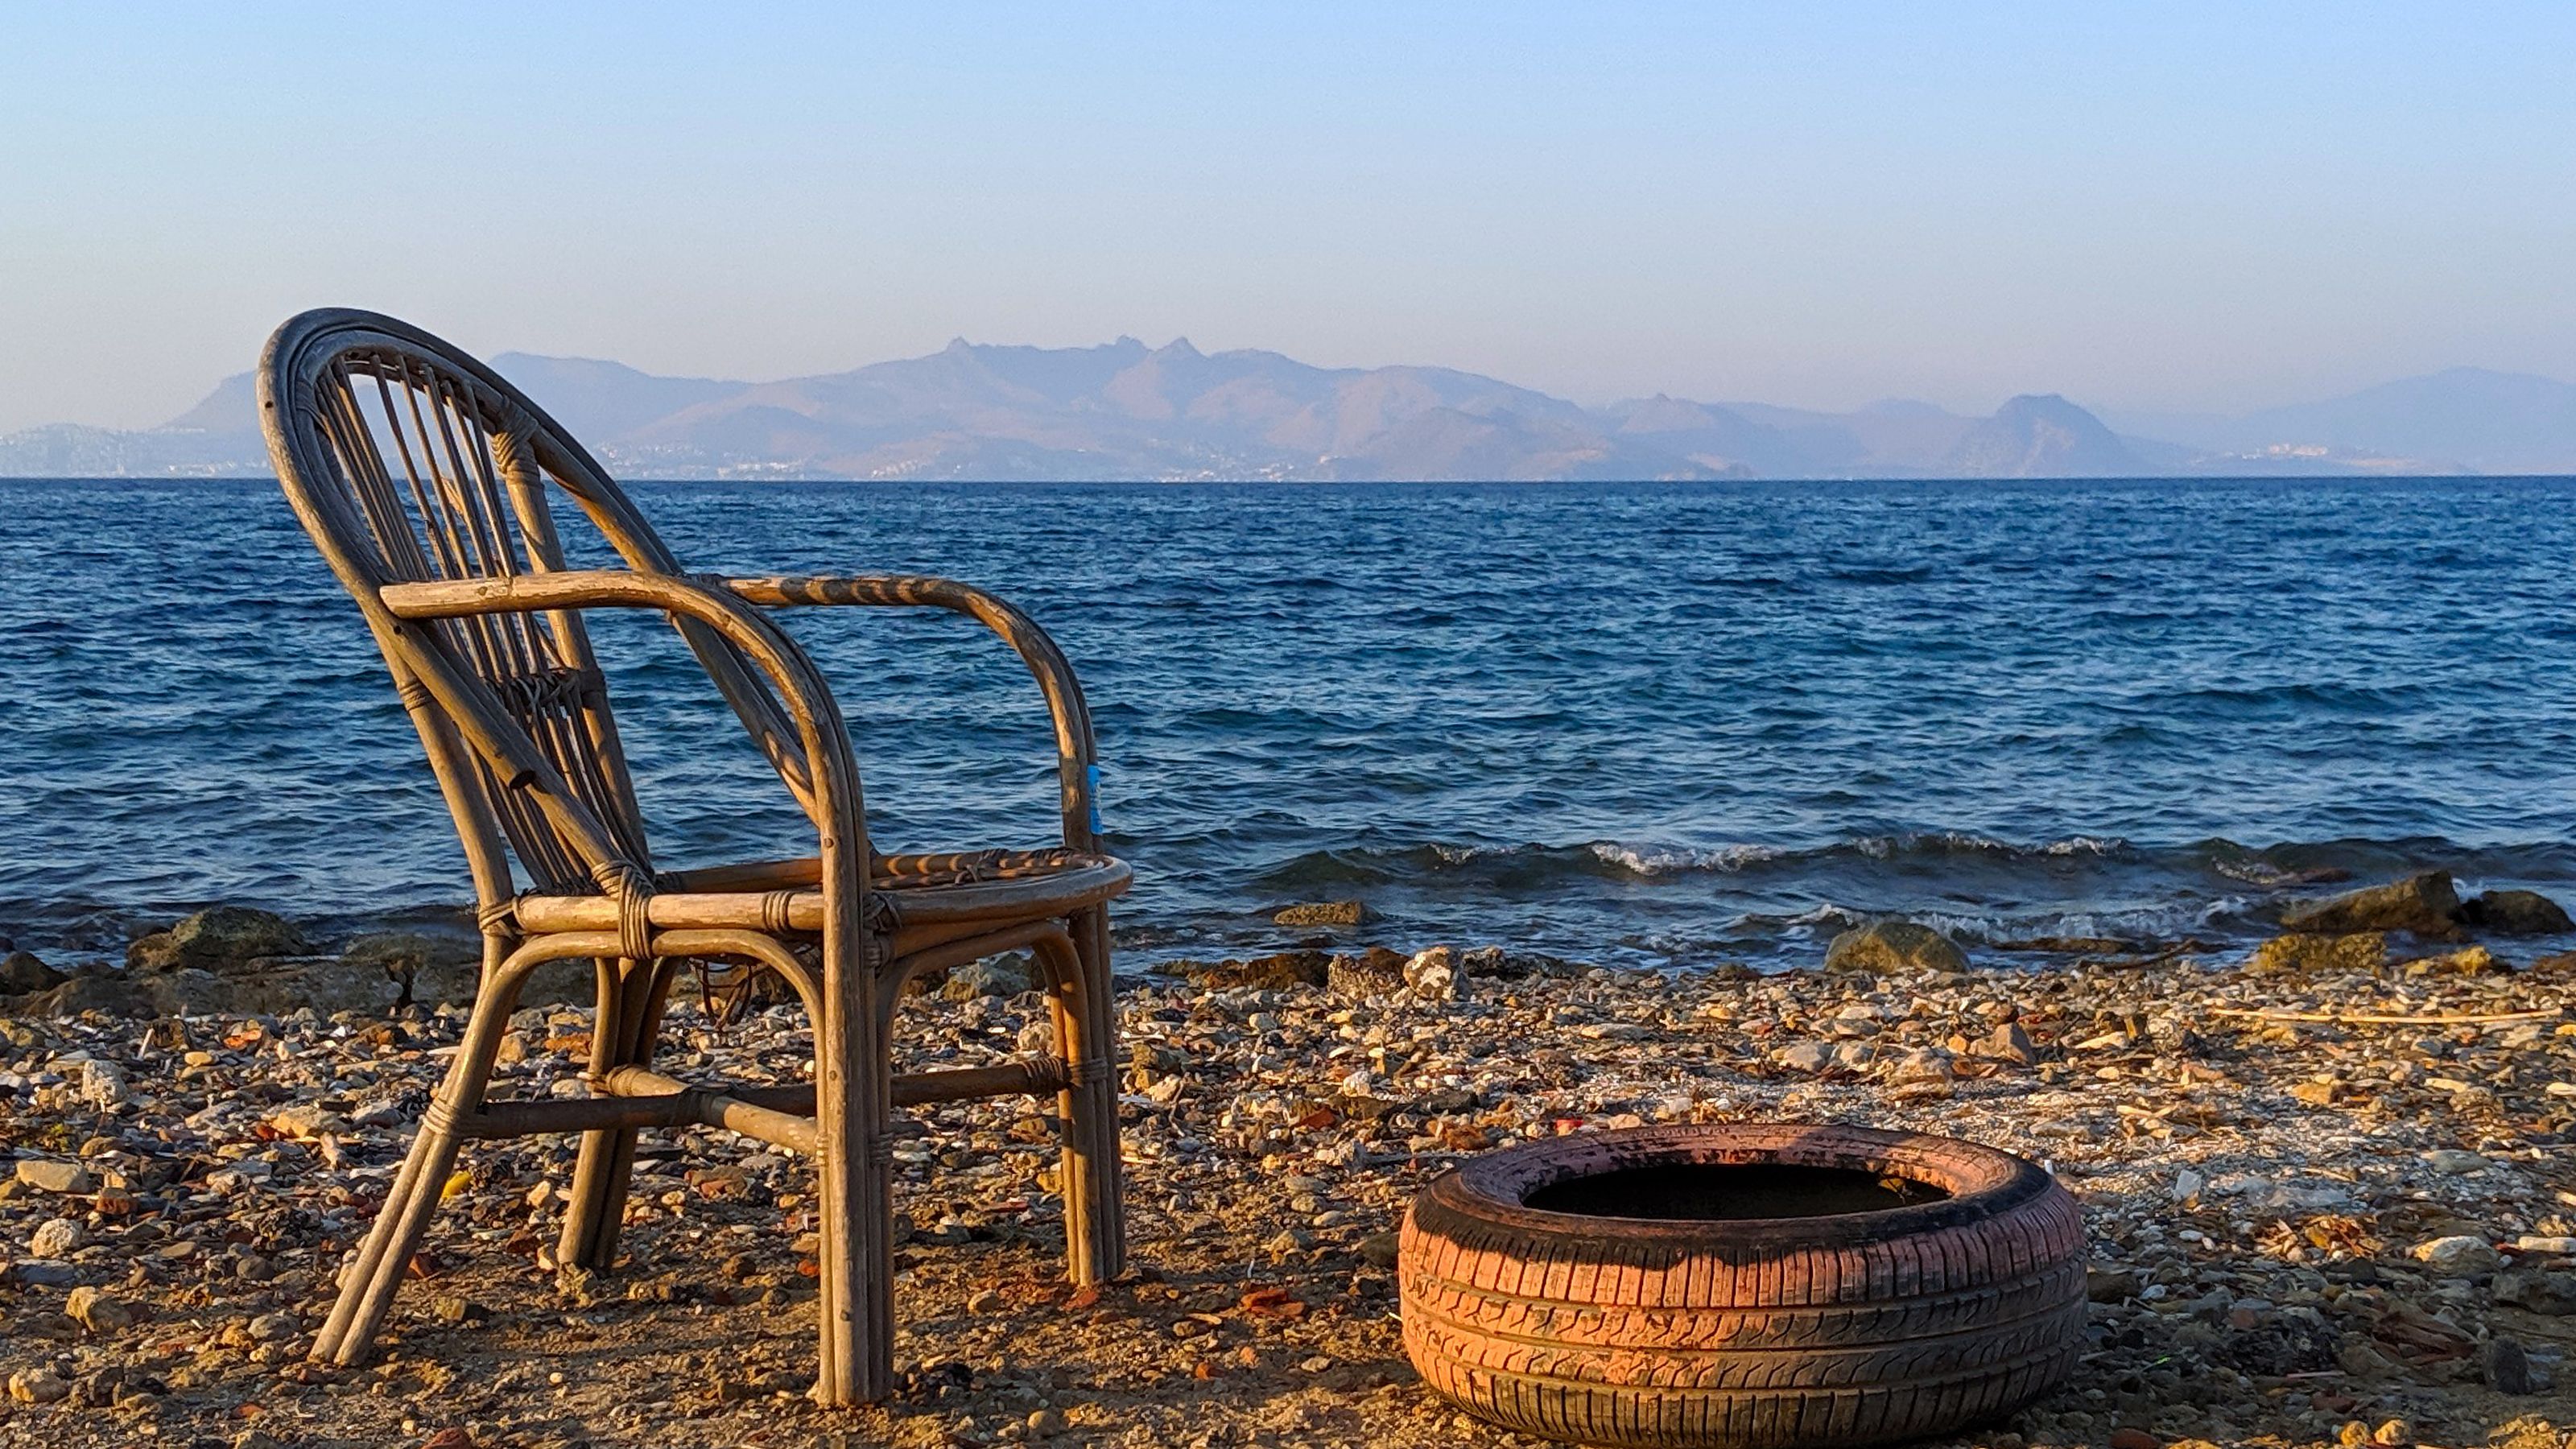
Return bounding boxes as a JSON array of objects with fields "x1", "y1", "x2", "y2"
[{"x1": 0, "y1": 920, "x2": 2572, "y2": 1447}]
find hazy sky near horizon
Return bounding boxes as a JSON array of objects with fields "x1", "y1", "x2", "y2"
[{"x1": 4, "y1": 3, "x2": 2573, "y2": 432}]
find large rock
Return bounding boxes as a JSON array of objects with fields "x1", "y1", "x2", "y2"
[
  {"x1": 1824, "y1": 921, "x2": 1968, "y2": 975},
  {"x1": 2458, "y1": 889, "x2": 2574, "y2": 936},
  {"x1": 2245, "y1": 932, "x2": 2386, "y2": 976},
  {"x1": 0, "y1": 951, "x2": 65, "y2": 994},
  {"x1": 2279, "y1": 872, "x2": 2460, "y2": 939},
  {"x1": 342, "y1": 929, "x2": 482, "y2": 1007},
  {"x1": 1158, "y1": 952, "x2": 1330, "y2": 992},
  {"x1": 1327, "y1": 947, "x2": 1412, "y2": 997},
  {"x1": 126, "y1": 906, "x2": 305, "y2": 971}
]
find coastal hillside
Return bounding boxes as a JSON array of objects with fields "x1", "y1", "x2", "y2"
[{"x1": 3, "y1": 341, "x2": 2553, "y2": 481}]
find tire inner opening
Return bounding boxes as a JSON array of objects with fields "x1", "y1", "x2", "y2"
[{"x1": 1521, "y1": 1162, "x2": 1951, "y2": 1220}]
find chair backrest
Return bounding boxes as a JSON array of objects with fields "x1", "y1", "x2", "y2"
[{"x1": 258, "y1": 309, "x2": 807, "y2": 914}]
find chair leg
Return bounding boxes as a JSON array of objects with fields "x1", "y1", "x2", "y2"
[
  {"x1": 557, "y1": 956, "x2": 671, "y2": 1272},
  {"x1": 311, "y1": 958, "x2": 524, "y2": 1366},
  {"x1": 1039, "y1": 913, "x2": 1123, "y2": 1285},
  {"x1": 814, "y1": 970, "x2": 894, "y2": 1405}
]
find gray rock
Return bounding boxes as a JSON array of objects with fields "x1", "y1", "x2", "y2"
[
  {"x1": 2458, "y1": 888, "x2": 2573, "y2": 935},
  {"x1": 2491, "y1": 1268, "x2": 2576, "y2": 1315},
  {"x1": 1823, "y1": 920, "x2": 1969, "y2": 974},
  {"x1": 27, "y1": 1216, "x2": 84, "y2": 1258},
  {"x1": 1977, "y1": 1020, "x2": 2039, "y2": 1064},
  {"x1": 2279, "y1": 871, "x2": 2460, "y2": 939},
  {"x1": 1402, "y1": 945, "x2": 1457, "y2": 1001},
  {"x1": 2421, "y1": 1148, "x2": 2488, "y2": 1174},
  {"x1": 2482, "y1": 1335, "x2": 2535, "y2": 1394},
  {"x1": 126, "y1": 905, "x2": 306, "y2": 971},
  {"x1": 65, "y1": 1285, "x2": 133, "y2": 1332},
  {"x1": 14, "y1": 1158, "x2": 94, "y2": 1195},
  {"x1": 7, "y1": 1368, "x2": 68, "y2": 1405},
  {"x1": 244, "y1": 1311, "x2": 300, "y2": 1344},
  {"x1": 1774, "y1": 1041, "x2": 1833, "y2": 1073},
  {"x1": 2409, "y1": 1233, "x2": 2500, "y2": 1277},
  {"x1": 1274, "y1": 900, "x2": 1368, "y2": 928},
  {"x1": 0, "y1": 949, "x2": 65, "y2": 994},
  {"x1": 78, "y1": 1059, "x2": 129, "y2": 1111},
  {"x1": 942, "y1": 953, "x2": 1038, "y2": 1001}
]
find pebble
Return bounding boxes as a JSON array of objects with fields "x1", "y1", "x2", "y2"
[
  {"x1": 65, "y1": 1285, "x2": 133, "y2": 1333},
  {"x1": 27, "y1": 1216, "x2": 83, "y2": 1258},
  {"x1": 13, "y1": 1158, "x2": 93, "y2": 1195},
  {"x1": 78, "y1": 1059, "x2": 130, "y2": 1110},
  {"x1": 2420, "y1": 1147, "x2": 2488, "y2": 1174},
  {"x1": 8, "y1": 1367, "x2": 68, "y2": 1404},
  {"x1": 2409, "y1": 1234, "x2": 2501, "y2": 1277},
  {"x1": 2481, "y1": 1335, "x2": 2535, "y2": 1395}
]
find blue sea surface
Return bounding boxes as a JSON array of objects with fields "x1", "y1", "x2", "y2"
[{"x1": 3, "y1": 476, "x2": 2574, "y2": 971}]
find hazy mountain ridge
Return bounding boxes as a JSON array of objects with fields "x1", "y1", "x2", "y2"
[{"x1": 6, "y1": 341, "x2": 2566, "y2": 481}]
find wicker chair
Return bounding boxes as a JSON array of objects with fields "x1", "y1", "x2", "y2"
[{"x1": 257, "y1": 308, "x2": 1129, "y2": 1404}]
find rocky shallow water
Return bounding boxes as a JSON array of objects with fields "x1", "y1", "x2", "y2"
[{"x1": 0, "y1": 880, "x2": 2573, "y2": 1449}]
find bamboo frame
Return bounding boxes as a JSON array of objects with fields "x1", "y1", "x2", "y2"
[{"x1": 254, "y1": 308, "x2": 1129, "y2": 1405}]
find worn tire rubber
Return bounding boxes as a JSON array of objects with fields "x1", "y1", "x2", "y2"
[{"x1": 1399, "y1": 1123, "x2": 2085, "y2": 1448}]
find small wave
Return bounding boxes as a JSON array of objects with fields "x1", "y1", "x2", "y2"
[{"x1": 1587, "y1": 842, "x2": 1786, "y2": 876}]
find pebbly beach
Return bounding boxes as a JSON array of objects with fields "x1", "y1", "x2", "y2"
[{"x1": 0, "y1": 871, "x2": 2571, "y2": 1449}]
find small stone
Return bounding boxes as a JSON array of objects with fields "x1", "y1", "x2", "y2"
[
  {"x1": 2372, "y1": 1419, "x2": 2412, "y2": 1447},
  {"x1": 1027, "y1": 1406, "x2": 1067, "y2": 1436},
  {"x1": 2481, "y1": 1335, "x2": 2534, "y2": 1394},
  {"x1": 1774, "y1": 1041, "x2": 1834, "y2": 1073},
  {"x1": 967, "y1": 1288, "x2": 1004, "y2": 1315},
  {"x1": 76, "y1": 1059, "x2": 130, "y2": 1111},
  {"x1": 2338, "y1": 1425, "x2": 2370, "y2": 1449},
  {"x1": 7, "y1": 1368, "x2": 68, "y2": 1404},
  {"x1": 246, "y1": 1311, "x2": 300, "y2": 1344},
  {"x1": 1402, "y1": 945, "x2": 1457, "y2": 1001},
  {"x1": 2409, "y1": 1234, "x2": 2500, "y2": 1277},
  {"x1": 1356, "y1": 1232, "x2": 1400, "y2": 1269},
  {"x1": 2421, "y1": 1148, "x2": 2488, "y2": 1174},
  {"x1": 2108, "y1": 1430, "x2": 2160, "y2": 1449},
  {"x1": 27, "y1": 1216, "x2": 83, "y2": 1258},
  {"x1": 2172, "y1": 1168, "x2": 2205, "y2": 1202},
  {"x1": 1273, "y1": 901, "x2": 1368, "y2": 928},
  {"x1": 1823, "y1": 920, "x2": 1968, "y2": 974},
  {"x1": 67, "y1": 1286, "x2": 134, "y2": 1333},
  {"x1": 14, "y1": 1158, "x2": 93, "y2": 1195},
  {"x1": 2087, "y1": 1267, "x2": 2142, "y2": 1303},
  {"x1": 2458, "y1": 888, "x2": 2573, "y2": 935},
  {"x1": 1977, "y1": 1020, "x2": 2038, "y2": 1064},
  {"x1": 266, "y1": 1103, "x2": 349, "y2": 1141},
  {"x1": 1884, "y1": 1046, "x2": 1955, "y2": 1084}
]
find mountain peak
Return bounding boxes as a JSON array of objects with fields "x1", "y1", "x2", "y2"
[{"x1": 1946, "y1": 394, "x2": 2136, "y2": 477}]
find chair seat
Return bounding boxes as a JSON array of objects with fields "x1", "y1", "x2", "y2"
[{"x1": 512, "y1": 848, "x2": 1131, "y2": 938}]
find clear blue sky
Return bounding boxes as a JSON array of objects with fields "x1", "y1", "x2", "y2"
[{"x1": 3, "y1": 2, "x2": 2571, "y2": 431}]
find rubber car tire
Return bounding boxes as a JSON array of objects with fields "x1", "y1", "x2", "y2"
[{"x1": 1399, "y1": 1122, "x2": 2086, "y2": 1448}]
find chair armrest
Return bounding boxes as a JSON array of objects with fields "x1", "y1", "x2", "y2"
[
  {"x1": 377, "y1": 570, "x2": 861, "y2": 843},
  {"x1": 718, "y1": 574, "x2": 1104, "y2": 849}
]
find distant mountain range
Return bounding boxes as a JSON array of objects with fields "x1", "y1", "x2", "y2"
[{"x1": 5, "y1": 340, "x2": 2570, "y2": 481}]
